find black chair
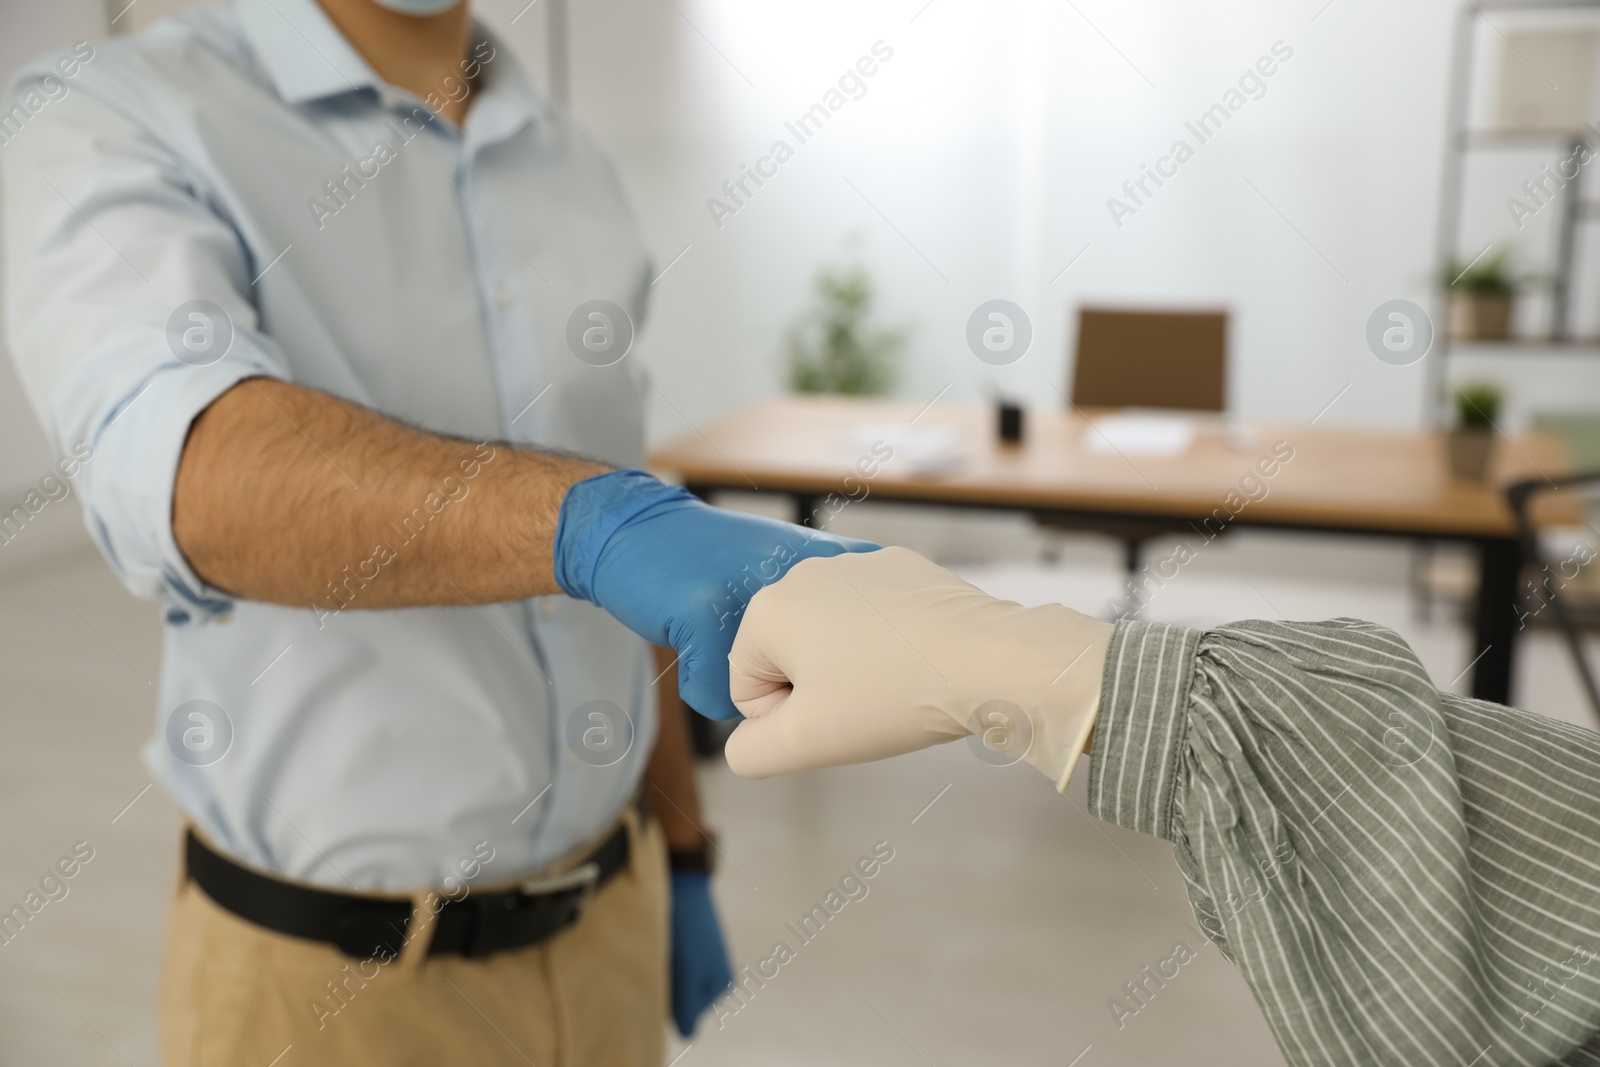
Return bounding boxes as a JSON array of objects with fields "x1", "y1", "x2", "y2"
[{"x1": 1506, "y1": 472, "x2": 1600, "y2": 726}]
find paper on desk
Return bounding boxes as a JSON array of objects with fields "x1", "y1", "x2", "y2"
[
  {"x1": 850, "y1": 424, "x2": 964, "y2": 476},
  {"x1": 1083, "y1": 414, "x2": 1196, "y2": 457}
]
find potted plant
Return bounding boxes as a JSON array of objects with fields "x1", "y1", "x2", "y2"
[
  {"x1": 786, "y1": 261, "x2": 905, "y2": 395},
  {"x1": 1441, "y1": 253, "x2": 1515, "y2": 340},
  {"x1": 1448, "y1": 381, "x2": 1501, "y2": 481}
]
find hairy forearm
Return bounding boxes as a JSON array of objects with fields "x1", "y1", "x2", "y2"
[{"x1": 172, "y1": 378, "x2": 607, "y2": 609}]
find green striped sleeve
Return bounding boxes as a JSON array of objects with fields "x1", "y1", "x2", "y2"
[{"x1": 1087, "y1": 617, "x2": 1600, "y2": 1067}]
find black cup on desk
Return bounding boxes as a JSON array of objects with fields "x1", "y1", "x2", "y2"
[{"x1": 997, "y1": 400, "x2": 1024, "y2": 444}]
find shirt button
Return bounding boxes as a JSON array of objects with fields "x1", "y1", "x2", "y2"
[
  {"x1": 539, "y1": 600, "x2": 557, "y2": 618},
  {"x1": 495, "y1": 288, "x2": 513, "y2": 310}
]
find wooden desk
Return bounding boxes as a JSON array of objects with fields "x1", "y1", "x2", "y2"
[{"x1": 649, "y1": 396, "x2": 1578, "y2": 704}]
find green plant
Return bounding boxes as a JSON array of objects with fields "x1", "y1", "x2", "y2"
[
  {"x1": 785, "y1": 263, "x2": 905, "y2": 395},
  {"x1": 1441, "y1": 253, "x2": 1515, "y2": 295},
  {"x1": 1453, "y1": 381, "x2": 1503, "y2": 428}
]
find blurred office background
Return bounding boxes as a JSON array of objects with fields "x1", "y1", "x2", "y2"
[{"x1": 4, "y1": 1, "x2": 1600, "y2": 1064}]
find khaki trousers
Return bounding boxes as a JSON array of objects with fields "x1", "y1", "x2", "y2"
[{"x1": 160, "y1": 811, "x2": 668, "y2": 1067}]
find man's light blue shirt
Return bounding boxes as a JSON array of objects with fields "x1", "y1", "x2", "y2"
[{"x1": 1, "y1": 0, "x2": 658, "y2": 890}]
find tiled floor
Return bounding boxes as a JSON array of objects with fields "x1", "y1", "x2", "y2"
[{"x1": 1, "y1": 520, "x2": 1594, "y2": 1066}]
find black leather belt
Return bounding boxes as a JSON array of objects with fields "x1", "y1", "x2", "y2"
[{"x1": 185, "y1": 823, "x2": 631, "y2": 960}]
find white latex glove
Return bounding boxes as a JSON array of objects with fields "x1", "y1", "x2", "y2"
[{"x1": 725, "y1": 546, "x2": 1113, "y2": 788}]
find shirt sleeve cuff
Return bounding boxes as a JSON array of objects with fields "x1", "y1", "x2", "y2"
[
  {"x1": 83, "y1": 336, "x2": 286, "y2": 619},
  {"x1": 1085, "y1": 619, "x2": 1203, "y2": 842}
]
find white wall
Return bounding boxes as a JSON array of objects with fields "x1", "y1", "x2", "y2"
[
  {"x1": 571, "y1": 0, "x2": 1441, "y2": 438},
  {"x1": 4, "y1": 0, "x2": 1599, "y2": 516},
  {"x1": 559, "y1": 0, "x2": 1600, "y2": 440}
]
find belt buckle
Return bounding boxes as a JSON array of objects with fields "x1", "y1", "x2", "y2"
[{"x1": 520, "y1": 860, "x2": 601, "y2": 914}]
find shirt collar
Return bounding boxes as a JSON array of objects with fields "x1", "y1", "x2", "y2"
[
  {"x1": 459, "y1": 23, "x2": 545, "y2": 147},
  {"x1": 236, "y1": 0, "x2": 382, "y2": 105},
  {"x1": 234, "y1": 0, "x2": 545, "y2": 142}
]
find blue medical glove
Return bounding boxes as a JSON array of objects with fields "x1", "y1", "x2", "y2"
[
  {"x1": 553, "y1": 469, "x2": 877, "y2": 719},
  {"x1": 668, "y1": 870, "x2": 733, "y2": 1037}
]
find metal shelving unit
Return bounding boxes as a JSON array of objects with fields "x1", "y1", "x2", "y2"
[{"x1": 1432, "y1": 0, "x2": 1600, "y2": 424}]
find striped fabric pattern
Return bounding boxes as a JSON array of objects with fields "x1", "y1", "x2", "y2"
[{"x1": 1087, "y1": 618, "x2": 1600, "y2": 1067}]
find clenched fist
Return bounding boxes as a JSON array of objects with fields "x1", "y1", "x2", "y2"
[{"x1": 724, "y1": 547, "x2": 1113, "y2": 788}]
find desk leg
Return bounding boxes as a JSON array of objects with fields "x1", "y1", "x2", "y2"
[
  {"x1": 1471, "y1": 537, "x2": 1523, "y2": 704},
  {"x1": 794, "y1": 493, "x2": 820, "y2": 528}
]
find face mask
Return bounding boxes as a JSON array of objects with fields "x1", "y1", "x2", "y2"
[{"x1": 370, "y1": 0, "x2": 463, "y2": 15}]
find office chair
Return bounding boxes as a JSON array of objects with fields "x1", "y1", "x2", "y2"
[
  {"x1": 1070, "y1": 307, "x2": 1228, "y2": 412},
  {"x1": 1506, "y1": 473, "x2": 1600, "y2": 727},
  {"x1": 1039, "y1": 307, "x2": 1228, "y2": 576}
]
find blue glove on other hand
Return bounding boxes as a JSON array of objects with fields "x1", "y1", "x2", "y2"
[
  {"x1": 668, "y1": 870, "x2": 733, "y2": 1037},
  {"x1": 554, "y1": 470, "x2": 877, "y2": 719}
]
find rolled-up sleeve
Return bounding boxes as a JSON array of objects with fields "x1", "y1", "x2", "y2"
[
  {"x1": 1, "y1": 66, "x2": 288, "y2": 616},
  {"x1": 1088, "y1": 618, "x2": 1600, "y2": 1067}
]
